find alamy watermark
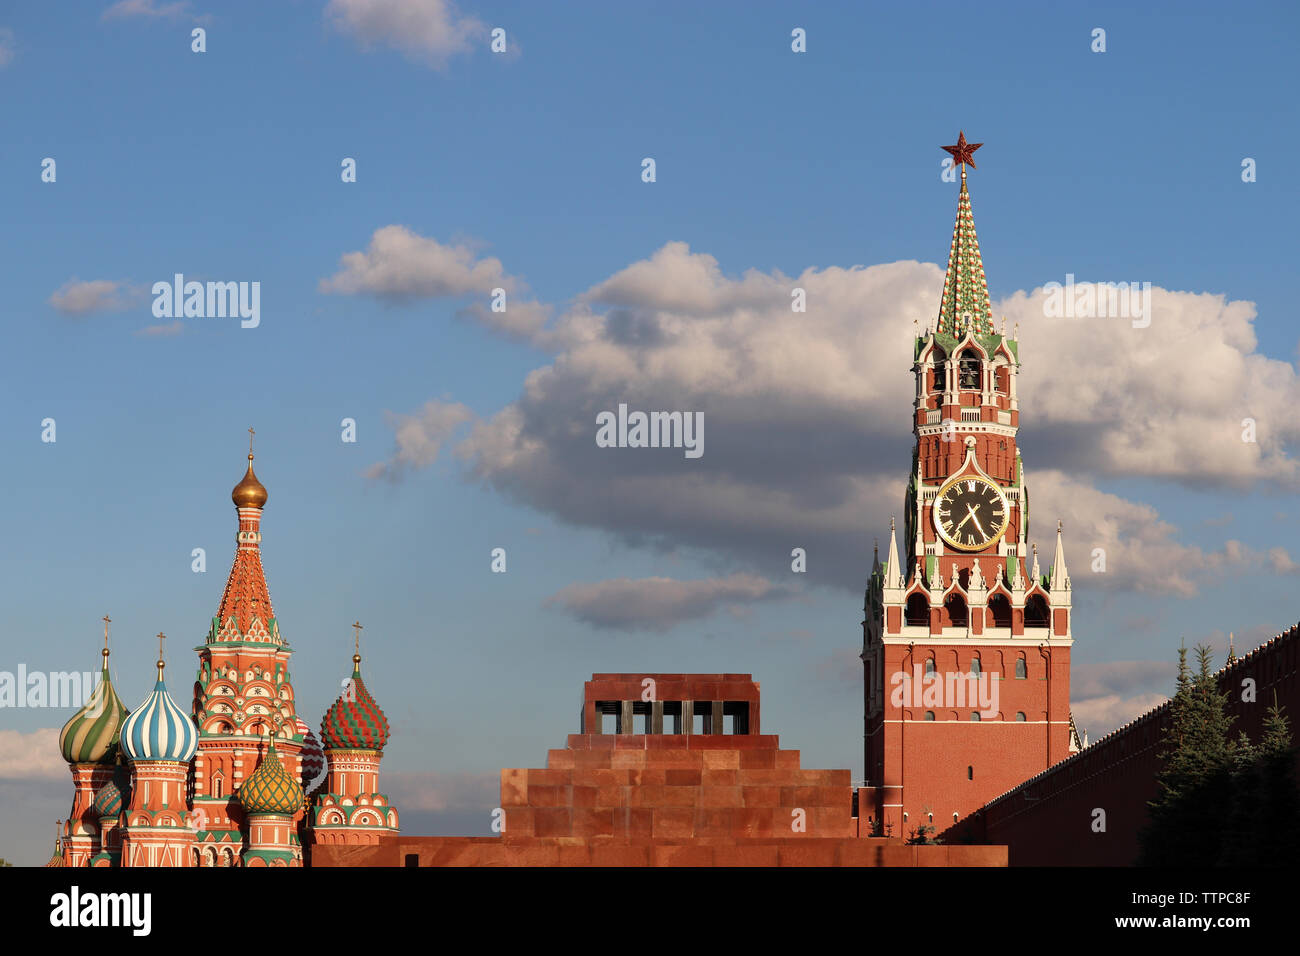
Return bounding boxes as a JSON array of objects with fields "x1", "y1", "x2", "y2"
[
  {"x1": 889, "y1": 666, "x2": 1000, "y2": 718},
  {"x1": 1042, "y1": 273, "x2": 1151, "y2": 328},
  {"x1": 152, "y1": 274, "x2": 260, "y2": 328},
  {"x1": 0, "y1": 666, "x2": 102, "y2": 709},
  {"x1": 596, "y1": 403, "x2": 703, "y2": 459}
]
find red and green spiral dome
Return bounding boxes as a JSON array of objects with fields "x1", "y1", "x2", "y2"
[{"x1": 320, "y1": 655, "x2": 390, "y2": 753}]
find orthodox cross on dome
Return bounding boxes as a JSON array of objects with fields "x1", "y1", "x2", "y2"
[
  {"x1": 352, "y1": 620, "x2": 363, "y2": 660},
  {"x1": 248, "y1": 426, "x2": 255, "y2": 456},
  {"x1": 157, "y1": 631, "x2": 166, "y2": 665},
  {"x1": 101, "y1": 614, "x2": 111, "y2": 656}
]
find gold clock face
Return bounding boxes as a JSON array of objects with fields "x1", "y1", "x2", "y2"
[{"x1": 933, "y1": 475, "x2": 1009, "y2": 551}]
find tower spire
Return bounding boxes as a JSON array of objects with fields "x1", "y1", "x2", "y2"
[
  {"x1": 1050, "y1": 519, "x2": 1070, "y2": 591},
  {"x1": 936, "y1": 132, "x2": 993, "y2": 337},
  {"x1": 214, "y1": 437, "x2": 277, "y2": 643},
  {"x1": 885, "y1": 517, "x2": 903, "y2": 589}
]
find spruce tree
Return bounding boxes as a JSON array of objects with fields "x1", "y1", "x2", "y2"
[
  {"x1": 1255, "y1": 694, "x2": 1300, "y2": 865},
  {"x1": 1140, "y1": 644, "x2": 1237, "y2": 865}
]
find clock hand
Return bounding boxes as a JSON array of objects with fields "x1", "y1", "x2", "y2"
[
  {"x1": 954, "y1": 509, "x2": 974, "y2": 531},
  {"x1": 965, "y1": 504, "x2": 987, "y2": 539}
]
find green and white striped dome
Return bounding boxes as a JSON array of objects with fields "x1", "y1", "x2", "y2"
[{"x1": 59, "y1": 650, "x2": 129, "y2": 765}]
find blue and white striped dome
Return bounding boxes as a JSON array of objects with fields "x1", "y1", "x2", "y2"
[{"x1": 121, "y1": 663, "x2": 198, "y2": 763}]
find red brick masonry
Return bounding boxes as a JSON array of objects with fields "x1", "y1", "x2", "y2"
[{"x1": 314, "y1": 674, "x2": 1006, "y2": 867}]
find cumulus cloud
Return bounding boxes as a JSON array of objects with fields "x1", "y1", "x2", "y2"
[
  {"x1": 321, "y1": 226, "x2": 548, "y2": 340},
  {"x1": 48, "y1": 278, "x2": 141, "y2": 316},
  {"x1": 1072, "y1": 693, "x2": 1171, "y2": 742},
  {"x1": 546, "y1": 573, "x2": 791, "y2": 632},
  {"x1": 366, "y1": 240, "x2": 1300, "y2": 597},
  {"x1": 365, "y1": 399, "x2": 475, "y2": 481},
  {"x1": 1066, "y1": 660, "x2": 1179, "y2": 741},
  {"x1": 1009, "y1": 285, "x2": 1300, "y2": 487},
  {"x1": 0, "y1": 728, "x2": 65, "y2": 781},
  {"x1": 325, "y1": 0, "x2": 485, "y2": 68},
  {"x1": 1028, "y1": 469, "x2": 1269, "y2": 596}
]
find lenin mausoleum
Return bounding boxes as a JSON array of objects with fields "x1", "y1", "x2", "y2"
[{"x1": 45, "y1": 135, "x2": 1300, "y2": 866}]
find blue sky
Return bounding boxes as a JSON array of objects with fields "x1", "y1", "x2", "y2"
[{"x1": 1, "y1": 0, "x2": 1298, "y2": 864}]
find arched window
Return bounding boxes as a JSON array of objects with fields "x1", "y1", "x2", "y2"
[
  {"x1": 924, "y1": 657, "x2": 935, "y2": 675},
  {"x1": 970, "y1": 657, "x2": 981, "y2": 675},
  {"x1": 932, "y1": 349, "x2": 947, "y2": 392},
  {"x1": 970, "y1": 712, "x2": 981, "y2": 722},
  {"x1": 1025, "y1": 594, "x2": 1050, "y2": 628},
  {"x1": 924, "y1": 711, "x2": 935, "y2": 721},
  {"x1": 905, "y1": 592, "x2": 930, "y2": 627},
  {"x1": 988, "y1": 593, "x2": 1012, "y2": 628},
  {"x1": 1015, "y1": 657, "x2": 1027, "y2": 679},
  {"x1": 944, "y1": 594, "x2": 967, "y2": 627},
  {"x1": 1016, "y1": 712, "x2": 1027, "y2": 721},
  {"x1": 959, "y1": 350, "x2": 981, "y2": 389}
]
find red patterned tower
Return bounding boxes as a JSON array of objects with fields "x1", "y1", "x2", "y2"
[
  {"x1": 189, "y1": 438, "x2": 305, "y2": 867},
  {"x1": 309, "y1": 630, "x2": 399, "y2": 852},
  {"x1": 238, "y1": 734, "x2": 306, "y2": 866},
  {"x1": 57, "y1": 617, "x2": 129, "y2": 867},
  {"x1": 119, "y1": 639, "x2": 201, "y2": 867},
  {"x1": 860, "y1": 135, "x2": 1076, "y2": 839}
]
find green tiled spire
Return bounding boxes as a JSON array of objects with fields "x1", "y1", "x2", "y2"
[{"x1": 936, "y1": 174, "x2": 995, "y2": 337}]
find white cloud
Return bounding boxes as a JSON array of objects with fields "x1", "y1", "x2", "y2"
[
  {"x1": 545, "y1": 573, "x2": 790, "y2": 632},
  {"x1": 321, "y1": 226, "x2": 549, "y2": 340},
  {"x1": 1072, "y1": 693, "x2": 1170, "y2": 742},
  {"x1": 101, "y1": 0, "x2": 196, "y2": 21},
  {"x1": 365, "y1": 399, "x2": 475, "y2": 481},
  {"x1": 325, "y1": 0, "x2": 485, "y2": 68},
  {"x1": 0, "y1": 728, "x2": 65, "y2": 781},
  {"x1": 134, "y1": 320, "x2": 184, "y2": 338},
  {"x1": 368, "y1": 241, "x2": 1300, "y2": 596},
  {"x1": 48, "y1": 278, "x2": 141, "y2": 316}
]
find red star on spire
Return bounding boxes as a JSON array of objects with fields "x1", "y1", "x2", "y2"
[{"x1": 942, "y1": 131, "x2": 982, "y2": 171}]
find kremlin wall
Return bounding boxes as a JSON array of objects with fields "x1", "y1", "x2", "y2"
[{"x1": 955, "y1": 624, "x2": 1300, "y2": 865}]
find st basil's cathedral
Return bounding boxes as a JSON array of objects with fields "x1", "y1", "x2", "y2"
[{"x1": 47, "y1": 449, "x2": 400, "y2": 867}]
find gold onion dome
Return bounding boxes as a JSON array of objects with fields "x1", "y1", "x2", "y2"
[
  {"x1": 232, "y1": 453, "x2": 268, "y2": 509},
  {"x1": 238, "y1": 737, "x2": 305, "y2": 816}
]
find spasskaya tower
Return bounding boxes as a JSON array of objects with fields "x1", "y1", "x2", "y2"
[{"x1": 859, "y1": 134, "x2": 1078, "y2": 839}]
